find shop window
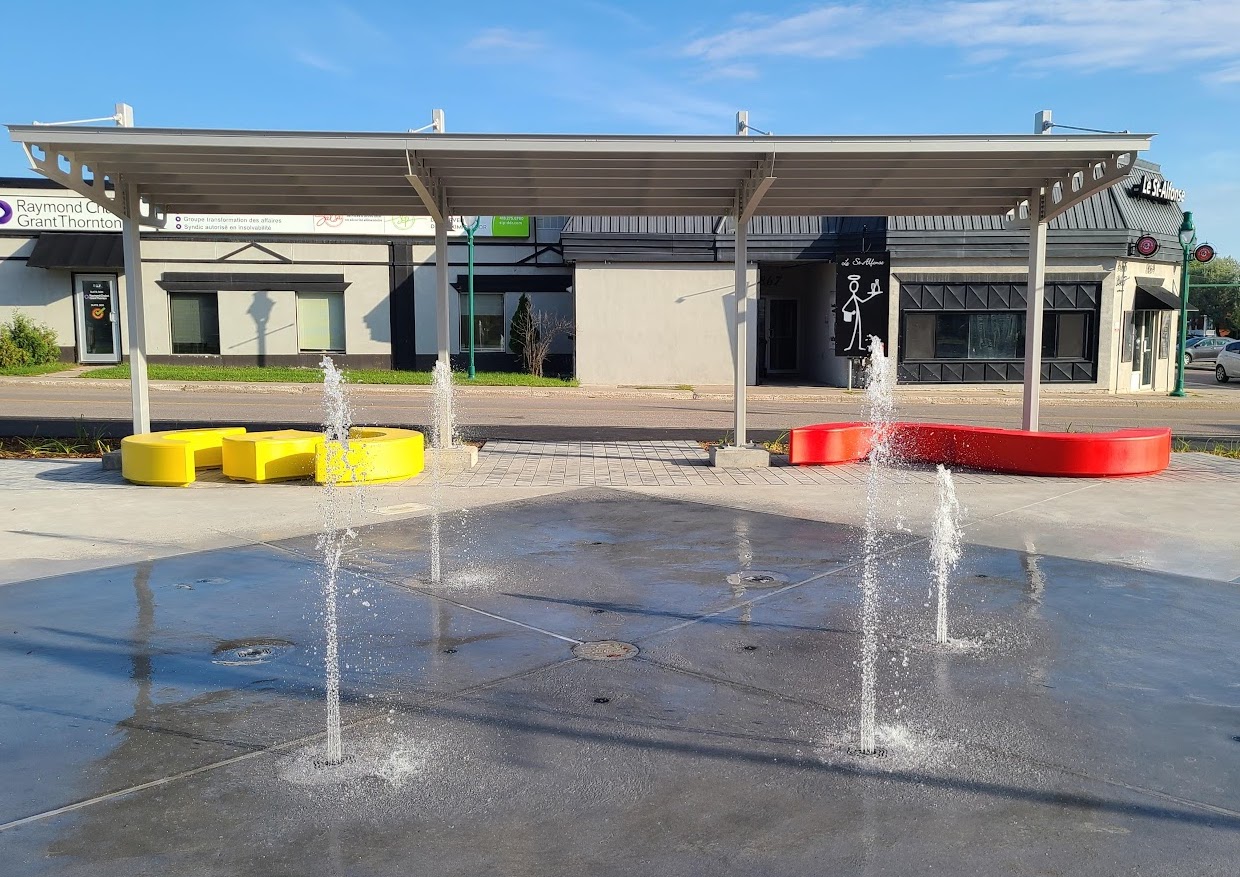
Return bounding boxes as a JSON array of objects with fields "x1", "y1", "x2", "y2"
[
  {"x1": 934, "y1": 314, "x2": 970, "y2": 359},
  {"x1": 968, "y1": 313, "x2": 1023, "y2": 359},
  {"x1": 169, "y1": 292, "x2": 220, "y2": 354},
  {"x1": 459, "y1": 293, "x2": 505, "y2": 351},
  {"x1": 1042, "y1": 312, "x2": 1089, "y2": 360},
  {"x1": 297, "y1": 292, "x2": 345, "y2": 352},
  {"x1": 904, "y1": 313, "x2": 935, "y2": 360},
  {"x1": 908, "y1": 311, "x2": 1093, "y2": 363}
]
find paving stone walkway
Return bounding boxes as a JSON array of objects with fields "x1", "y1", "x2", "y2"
[
  {"x1": 434, "y1": 440, "x2": 1234, "y2": 488},
  {"x1": 1, "y1": 441, "x2": 1233, "y2": 492}
]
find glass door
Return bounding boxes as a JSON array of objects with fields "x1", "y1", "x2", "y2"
[
  {"x1": 74, "y1": 275, "x2": 121, "y2": 364},
  {"x1": 1131, "y1": 310, "x2": 1155, "y2": 389}
]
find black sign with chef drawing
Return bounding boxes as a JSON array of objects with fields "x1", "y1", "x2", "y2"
[{"x1": 834, "y1": 252, "x2": 891, "y2": 357}]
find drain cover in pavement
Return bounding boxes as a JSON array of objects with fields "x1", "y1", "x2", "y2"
[{"x1": 572, "y1": 641, "x2": 639, "y2": 661}]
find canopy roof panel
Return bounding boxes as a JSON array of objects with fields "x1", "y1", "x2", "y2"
[{"x1": 6, "y1": 126, "x2": 1153, "y2": 221}]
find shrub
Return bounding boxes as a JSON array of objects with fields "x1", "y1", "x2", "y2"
[{"x1": 0, "y1": 312, "x2": 60, "y2": 367}]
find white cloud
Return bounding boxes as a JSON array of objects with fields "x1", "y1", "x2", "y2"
[
  {"x1": 466, "y1": 27, "x2": 547, "y2": 55},
  {"x1": 700, "y1": 63, "x2": 761, "y2": 81},
  {"x1": 683, "y1": 1, "x2": 1240, "y2": 84},
  {"x1": 292, "y1": 48, "x2": 349, "y2": 76}
]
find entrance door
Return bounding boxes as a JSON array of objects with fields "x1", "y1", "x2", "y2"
[
  {"x1": 74, "y1": 275, "x2": 121, "y2": 364},
  {"x1": 1131, "y1": 310, "x2": 1155, "y2": 389},
  {"x1": 765, "y1": 298, "x2": 798, "y2": 373}
]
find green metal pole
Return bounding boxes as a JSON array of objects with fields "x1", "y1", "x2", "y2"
[
  {"x1": 1172, "y1": 212, "x2": 1194, "y2": 398},
  {"x1": 464, "y1": 217, "x2": 481, "y2": 380}
]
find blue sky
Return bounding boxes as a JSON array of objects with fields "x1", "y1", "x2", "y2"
[{"x1": 3, "y1": 0, "x2": 1237, "y2": 253}]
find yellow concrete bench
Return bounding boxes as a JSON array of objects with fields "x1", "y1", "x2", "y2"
[
  {"x1": 121, "y1": 427, "x2": 247, "y2": 486},
  {"x1": 315, "y1": 427, "x2": 425, "y2": 485},
  {"x1": 222, "y1": 430, "x2": 323, "y2": 483}
]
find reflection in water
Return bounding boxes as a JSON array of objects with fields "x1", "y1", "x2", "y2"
[
  {"x1": 131, "y1": 561, "x2": 155, "y2": 720},
  {"x1": 1022, "y1": 540, "x2": 1049, "y2": 689},
  {"x1": 732, "y1": 517, "x2": 753, "y2": 626}
]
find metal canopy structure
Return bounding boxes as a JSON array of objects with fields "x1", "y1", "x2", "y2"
[
  {"x1": 7, "y1": 121, "x2": 1154, "y2": 458},
  {"x1": 9, "y1": 127, "x2": 1149, "y2": 219}
]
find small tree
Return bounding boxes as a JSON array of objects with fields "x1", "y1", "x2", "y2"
[{"x1": 519, "y1": 309, "x2": 574, "y2": 377}]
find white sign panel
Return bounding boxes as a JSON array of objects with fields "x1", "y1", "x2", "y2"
[{"x1": 0, "y1": 191, "x2": 530, "y2": 238}]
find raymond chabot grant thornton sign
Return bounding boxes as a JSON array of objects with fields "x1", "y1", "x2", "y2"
[{"x1": 0, "y1": 191, "x2": 529, "y2": 238}]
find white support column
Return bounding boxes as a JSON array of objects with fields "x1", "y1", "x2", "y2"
[
  {"x1": 121, "y1": 181, "x2": 151, "y2": 435},
  {"x1": 433, "y1": 218, "x2": 454, "y2": 450},
  {"x1": 1022, "y1": 203, "x2": 1048, "y2": 432},
  {"x1": 733, "y1": 220, "x2": 748, "y2": 447},
  {"x1": 435, "y1": 219, "x2": 450, "y2": 368}
]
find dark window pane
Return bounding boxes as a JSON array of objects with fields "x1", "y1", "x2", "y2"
[
  {"x1": 968, "y1": 313, "x2": 1023, "y2": 359},
  {"x1": 169, "y1": 293, "x2": 220, "y2": 355},
  {"x1": 935, "y1": 314, "x2": 969, "y2": 358},
  {"x1": 1042, "y1": 314, "x2": 1056, "y2": 358},
  {"x1": 904, "y1": 313, "x2": 935, "y2": 359},
  {"x1": 459, "y1": 293, "x2": 505, "y2": 351},
  {"x1": 1056, "y1": 312, "x2": 1087, "y2": 359}
]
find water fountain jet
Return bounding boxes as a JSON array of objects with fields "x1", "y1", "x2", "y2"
[
  {"x1": 858, "y1": 335, "x2": 896, "y2": 756},
  {"x1": 931, "y1": 464, "x2": 963, "y2": 645}
]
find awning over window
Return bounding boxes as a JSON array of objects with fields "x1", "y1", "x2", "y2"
[
  {"x1": 26, "y1": 232, "x2": 123, "y2": 270},
  {"x1": 1134, "y1": 280, "x2": 1181, "y2": 310}
]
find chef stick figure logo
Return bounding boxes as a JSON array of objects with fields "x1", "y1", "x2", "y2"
[{"x1": 840, "y1": 260, "x2": 885, "y2": 354}]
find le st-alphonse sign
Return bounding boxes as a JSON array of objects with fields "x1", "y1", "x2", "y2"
[
  {"x1": 0, "y1": 191, "x2": 530, "y2": 238},
  {"x1": 1129, "y1": 175, "x2": 1185, "y2": 204},
  {"x1": 834, "y1": 252, "x2": 891, "y2": 358}
]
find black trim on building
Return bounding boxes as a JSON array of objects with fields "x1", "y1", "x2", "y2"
[
  {"x1": 450, "y1": 273, "x2": 572, "y2": 293},
  {"x1": 155, "y1": 272, "x2": 350, "y2": 293},
  {"x1": 390, "y1": 242, "x2": 417, "y2": 370}
]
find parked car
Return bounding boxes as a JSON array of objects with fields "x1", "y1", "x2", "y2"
[
  {"x1": 1216, "y1": 341, "x2": 1240, "y2": 383},
  {"x1": 1184, "y1": 335, "x2": 1233, "y2": 365}
]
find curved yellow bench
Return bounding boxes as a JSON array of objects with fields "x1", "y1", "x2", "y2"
[
  {"x1": 222, "y1": 430, "x2": 324, "y2": 483},
  {"x1": 315, "y1": 427, "x2": 425, "y2": 485},
  {"x1": 121, "y1": 427, "x2": 247, "y2": 486}
]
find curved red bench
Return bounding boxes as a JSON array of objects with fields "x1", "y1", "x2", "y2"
[{"x1": 787, "y1": 422, "x2": 1171, "y2": 477}]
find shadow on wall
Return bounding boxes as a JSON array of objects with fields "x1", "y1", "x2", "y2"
[
  {"x1": 247, "y1": 292, "x2": 275, "y2": 366},
  {"x1": 364, "y1": 297, "x2": 391, "y2": 344}
]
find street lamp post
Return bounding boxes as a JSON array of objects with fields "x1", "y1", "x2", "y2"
[
  {"x1": 1171, "y1": 210, "x2": 1196, "y2": 398},
  {"x1": 461, "y1": 216, "x2": 481, "y2": 380}
]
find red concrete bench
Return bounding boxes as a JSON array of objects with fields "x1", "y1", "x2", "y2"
[{"x1": 787, "y1": 422, "x2": 1171, "y2": 477}]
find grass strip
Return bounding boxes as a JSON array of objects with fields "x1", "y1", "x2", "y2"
[{"x1": 80, "y1": 363, "x2": 577, "y2": 387}]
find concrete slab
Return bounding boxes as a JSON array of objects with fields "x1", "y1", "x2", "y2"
[
  {"x1": 1, "y1": 490, "x2": 1238, "y2": 875},
  {"x1": 709, "y1": 444, "x2": 771, "y2": 468}
]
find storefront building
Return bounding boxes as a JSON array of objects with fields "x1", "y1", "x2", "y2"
[
  {"x1": 0, "y1": 158, "x2": 1186, "y2": 393},
  {"x1": 0, "y1": 179, "x2": 572, "y2": 371},
  {"x1": 560, "y1": 159, "x2": 1187, "y2": 394}
]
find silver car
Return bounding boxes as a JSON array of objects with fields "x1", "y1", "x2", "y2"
[
  {"x1": 1185, "y1": 335, "x2": 1233, "y2": 364},
  {"x1": 1215, "y1": 341, "x2": 1240, "y2": 383}
]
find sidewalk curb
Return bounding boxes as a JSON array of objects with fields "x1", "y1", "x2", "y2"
[{"x1": 0, "y1": 374, "x2": 1234, "y2": 407}]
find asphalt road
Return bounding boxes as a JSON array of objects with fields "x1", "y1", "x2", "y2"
[{"x1": 1, "y1": 365, "x2": 1235, "y2": 439}]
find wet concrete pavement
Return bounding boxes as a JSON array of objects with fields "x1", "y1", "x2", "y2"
[{"x1": 2, "y1": 488, "x2": 1238, "y2": 875}]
